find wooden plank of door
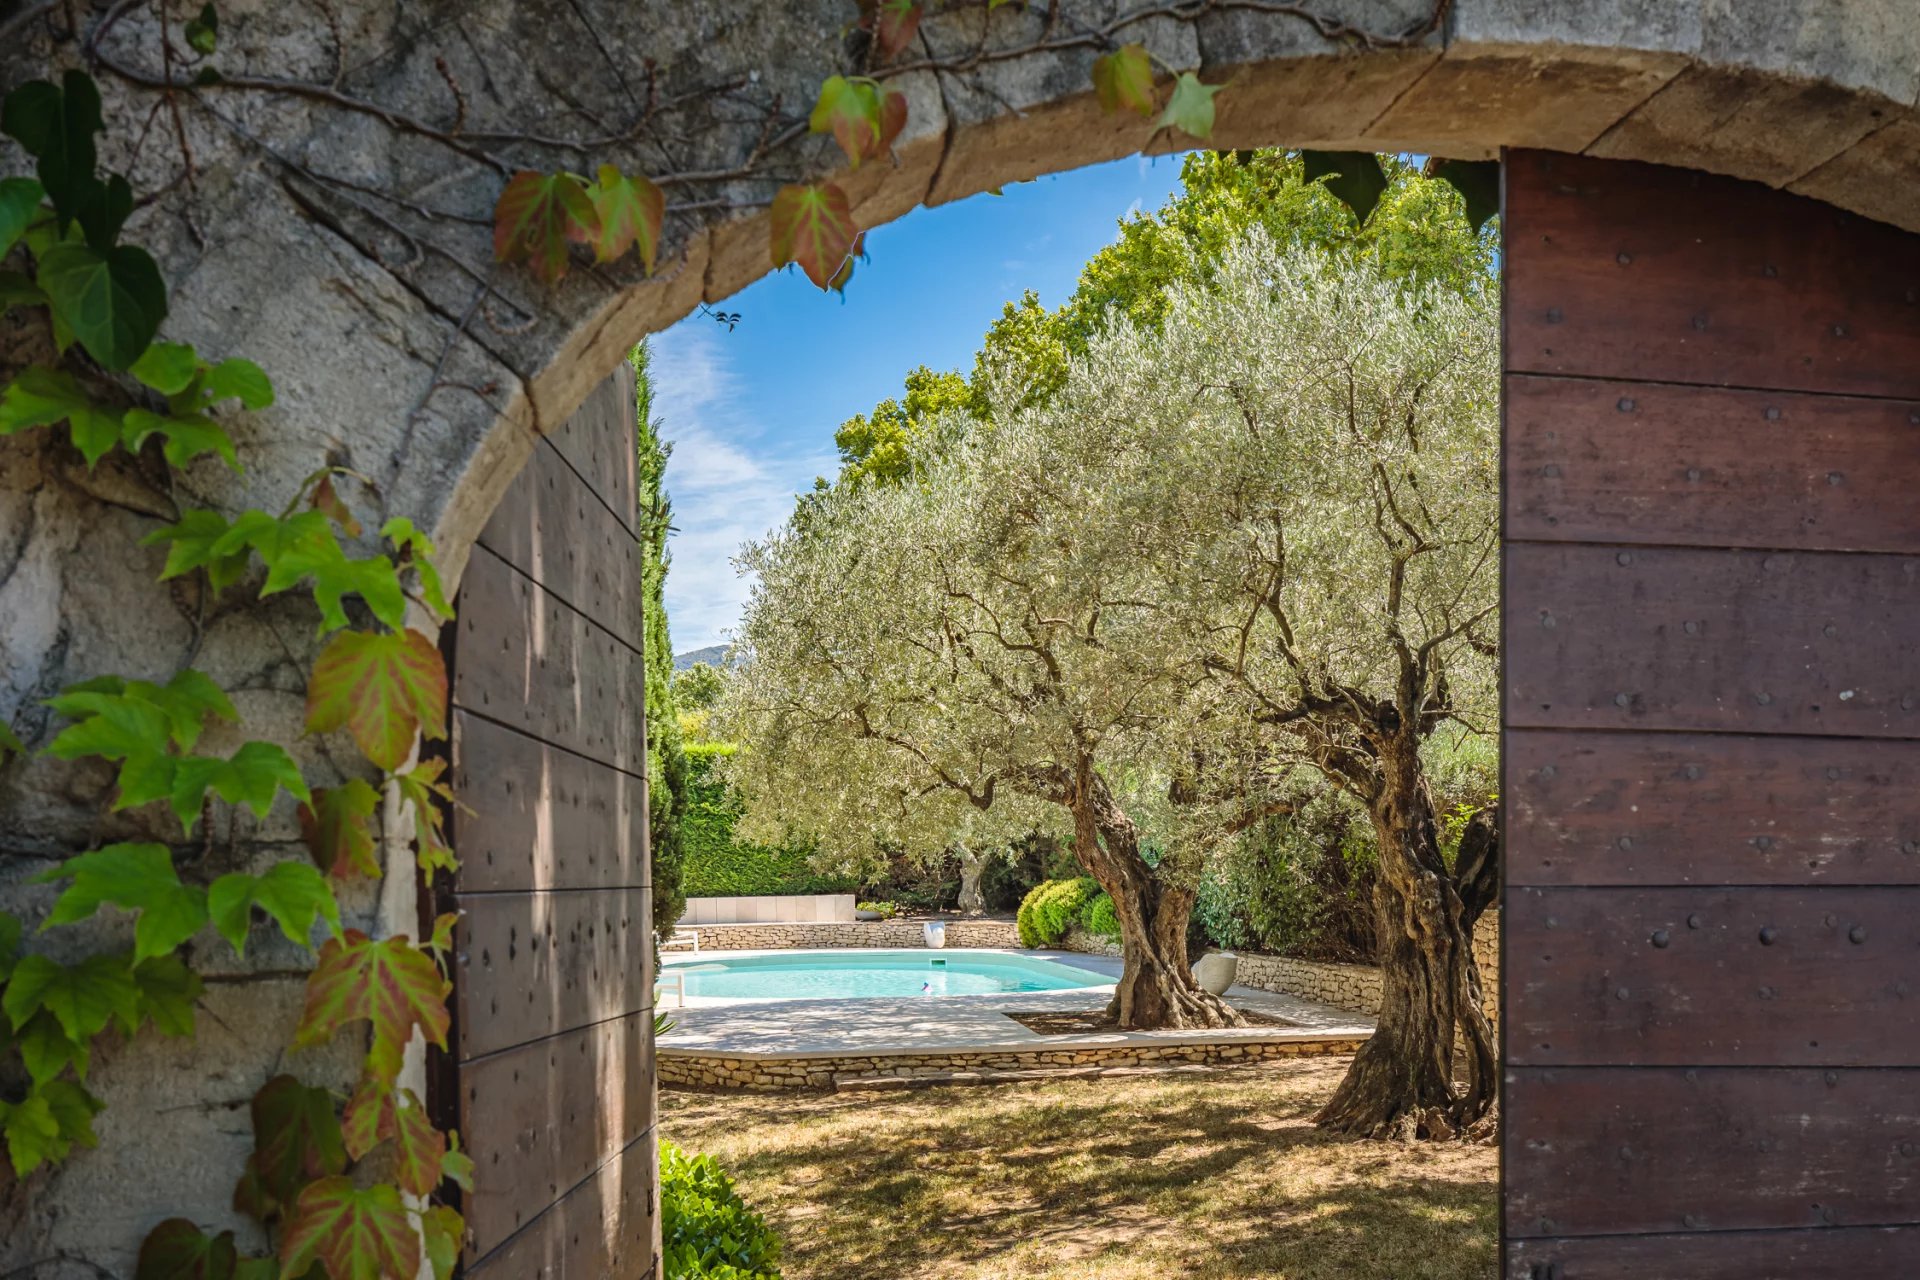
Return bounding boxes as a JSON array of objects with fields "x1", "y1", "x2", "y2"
[
  {"x1": 1508, "y1": 1225, "x2": 1920, "y2": 1279},
  {"x1": 462, "y1": 1130, "x2": 658, "y2": 1280}
]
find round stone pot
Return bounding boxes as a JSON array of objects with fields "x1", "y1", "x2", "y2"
[
  {"x1": 1193, "y1": 951, "x2": 1239, "y2": 996},
  {"x1": 923, "y1": 920, "x2": 948, "y2": 949}
]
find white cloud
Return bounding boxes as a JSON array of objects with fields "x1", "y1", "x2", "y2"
[{"x1": 647, "y1": 322, "x2": 836, "y2": 652}]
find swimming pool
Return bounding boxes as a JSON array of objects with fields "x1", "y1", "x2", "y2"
[{"x1": 660, "y1": 949, "x2": 1112, "y2": 1002}]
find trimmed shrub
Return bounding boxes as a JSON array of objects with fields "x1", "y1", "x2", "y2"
[
  {"x1": 661, "y1": 1140, "x2": 782, "y2": 1279},
  {"x1": 682, "y1": 743, "x2": 858, "y2": 897},
  {"x1": 1015, "y1": 877, "x2": 1101, "y2": 947},
  {"x1": 856, "y1": 900, "x2": 898, "y2": 919},
  {"x1": 1081, "y1": 891, "x2": 1120, "y2": 939}
]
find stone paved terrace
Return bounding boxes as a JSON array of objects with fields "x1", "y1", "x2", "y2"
[{"x1": 655, "y1": 949, "x2": 1374, "y2": 1092}]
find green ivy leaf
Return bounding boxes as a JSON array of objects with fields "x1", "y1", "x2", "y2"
[
  {"x1": 132, "y1": 953, "x2": 202, "y2": 1037},
  {"x1": 43, "y1": 1078, "x2": 104, "y2": 1148},
  {"x1": 143, "y1": 509, "x2": 254, "y2": 590},
  {"x1": 491, "y1": 170, "x2": 598, "y2": 284},
  {"x1": 441, "y1": 1129, "x2": 474, "y2": 1192},
  {"x1": 18, "y1": 1010, "x2": 90, "y2": 1085},
  {"x1": 1, "y1": 72, "x2": 102, "y2": 222},
  {"x1": 769, "y1": 182, "x2": 858, "y2": 293},
  {"x1": 2, "y1": 1089, "x2": 64, "y2": 1176},
  {"x1": 381, "y1": 517, "x2": 453, "y2": 620},
  {"x1": 586, "y1": 165, "x2": 665, "y2": 272},
  {"x1": 0, "y1": 911, "x2": 20, "y2": 980},
  {"x1": 34, "y1": 843, "x2": 210, "y2": 963},
  {"x1": 137, "y1": 1220, "x2": 252, "y2": 1280},
  {"x1": 0, "y1": 176, "x2": 46, "y2": 259},
  {"x1": 184, "y1": 3, "x2": 219, "y2": 55},
  {"x1": 0, "y1": 365, "x2": 125, "y2": 466},
  {"x1": 294, "y1": 930, "x2": 449, "y2": 1080},
  {"x1": 170, "y1": 741, "x2": 312, "y2": 832},
  {"x1": 131, "y1": 340, "x2": 202, "y2": 395},
  {"x1": 1157, "y1": 72, "x2": 1222, "y2": 140},
  {"x1": 122, "y1": 407, "x2": 240, "y2": 471},
  {"x1": 36, "y1": 240, "x2": 169, "y2": 370},
  {"x1": 203, "y1": 357, "x2": 273, "y2": 409},
  {"x1": 208, "y1": 861, "x2": 340, "y2": 957},
  {"x1": 279, "y1": 1178, "x2": 417, "y2": 1280},
  {"x1": 810, "y1": 76, "x2": 883, "y2": 169},
  {"x1": 298, "y1": 778, "x2": 381, "y2": 881},
  {"x1": 0, "y1": 268, "x2": 46, "y2": 310},
  {"x1": 1433, "y1": 157, "x2": 1501, "y2": 233},
  {"x1": 305, "y1": 628, "x2": 448, "y2": 771},
  {"x1": 420, "y1": 1204, "x2": 463, "y2": 1280},
  {"x1": 397, "y1": 758, "x2": 457, "y2": 876},
  {"x1": 1092, "y1": 44, "x2": 1155, "y2": 118},
  {"x1": 239, "y1": 1075, "x2": 348, "y2": 1217},
  {"x1": 1301, "y1": 150, "x2": 1389, "y2": 226},
  {"x1": 3, "y1": 951, "x2": 141, "y2": 1041}
]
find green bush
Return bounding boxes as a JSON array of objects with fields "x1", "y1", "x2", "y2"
[
  {"x1": 682, "y1": 743, "x2": 858, "y2": 897},
  {"x1": 1081, "y1": 891, "x2": 1119, "y2": 939},
  {"x1": 1015, "y1": 877, "x2": 1101, "y2": 947},
  {"x1": 856, "y1": 900, "x2": 898, "y2": 919},
  {"x1": 661, "y1": 1140, "x2": 782, "y2": 1280}
]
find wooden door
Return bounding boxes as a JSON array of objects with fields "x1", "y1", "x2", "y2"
[
  {"x1": 439, "y1": 366, "x2": 659, "y2": 1279},
  {"x1": 1501, "y1": 150, "x2": 1920, "y2": 1276}
]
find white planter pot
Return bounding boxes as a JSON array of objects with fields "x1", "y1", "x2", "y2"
[
  {"x1": 923, "y1": 920, "x2": 947, "y2": 949},
  {"x1": 1193, "y1": 951, "x2": 1239, "y2": 996}
]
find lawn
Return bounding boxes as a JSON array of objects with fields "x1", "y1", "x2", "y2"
[{"x1": 660, "y1": 1057, "x2": 1497, "y2": 1280}]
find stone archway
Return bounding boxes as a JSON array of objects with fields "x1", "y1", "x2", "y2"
[{"x1": 5, "y1": 4, "x2": 1920, "y2": 1277}]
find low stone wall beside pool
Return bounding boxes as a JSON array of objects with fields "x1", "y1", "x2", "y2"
[
  {"x1": 678, "y1": 918, "x2": 1022, "y2": 952},
  {"x1": 658, "y1": 1035, "x2": 1367, "y2": 1092}
]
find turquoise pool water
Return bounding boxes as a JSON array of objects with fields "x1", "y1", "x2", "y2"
[{"x1": 661, "y1": 949, "x2": 1111, "y2": 1001}]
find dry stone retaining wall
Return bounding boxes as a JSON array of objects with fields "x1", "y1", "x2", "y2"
[{"x1": 658, "y1": 1036, "x2": 1366, "y2": 1092}]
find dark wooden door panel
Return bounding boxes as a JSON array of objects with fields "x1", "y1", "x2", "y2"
[
  {"x1": 1507, "y1": 729, "x2": 1920, "y2": 887},
  {"x1": 451, "y1": 709, "x2": 647, "y2": 894},
  {"x1": 1506, "y1": 542, "x2": 1920, "y2": 737},
  {"x1": 454, "y1": 889, "x2": 650, "y2": 1061},
  {"x1": 1508, "y1": 886, "x2": 1920, "y2": 1066},
  {"x1": 462, "y1": 1135, "x2": 657, "y2": 1280},
  {"x1": 454, "y1": 545, "x2": 645, "y2": 773},
  {"x1": 458, "y1": 1011, "x2": 655, "y2": 1259},
  {"x1": 1509, "y1": 1225, "x2": 1920, "y2": 1280},
  {"x1": 542, "y1": 366, "x2": 639, "y2": 541},
  {"x1": 1505, "y1": 151, "x2": 1920, "y2": 398},
  {"x1": 1506, "y1": 1067, "x2": 1920, "y2": 1237},
  {"x1": 477, "y1": 438, "x2": 643, "y2": 643},
  {"x1": 1505, "y1": 375, "x2": 1920, "y2": 552}
]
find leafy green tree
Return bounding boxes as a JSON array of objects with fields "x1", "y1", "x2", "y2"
[
  {"x1": 831, "y1": 365, "x2": 974, "y2": 488},
  {"x1": 634, "y1": 344, "x2": 690, "y2": 939},
  {"x1": 673, "y1": 662, "x2": 728, "y2": 713}
]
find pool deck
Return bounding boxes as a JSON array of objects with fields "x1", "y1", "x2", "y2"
[{"x1": 655, "y1": 949, "x2": 1373, "y2": 1089}]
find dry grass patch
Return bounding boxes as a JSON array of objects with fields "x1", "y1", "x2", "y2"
[{"x1": 661, "y1": 1056, "x2": 1496, "y2": 1280}]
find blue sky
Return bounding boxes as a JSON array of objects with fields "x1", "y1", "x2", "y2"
[{"x1": 650, "y1": 153, "x2": 1192, "y2": 651}]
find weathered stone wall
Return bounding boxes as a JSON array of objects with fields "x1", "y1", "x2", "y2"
[
  {"x1": 682, "y1": 918, "x2": 1021, "y2": 951},
  {"x1": 659, "y1": 1035, "x2": 1365, "y2": 1092},
  {"x1": 1060, "y1": 912, "x2": 1501, "y2": 1022}
]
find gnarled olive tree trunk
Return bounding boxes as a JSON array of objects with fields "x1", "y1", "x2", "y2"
[
  {"x1": 955, "y1": 845, "x2": 986, "y2": 916},
  {"x1": 1316, "y1": 739, "x2": 1498, "y2": 1139},
  {"x1": 1067, "y1": 762, "x2": 1241, "y2": 1030}
]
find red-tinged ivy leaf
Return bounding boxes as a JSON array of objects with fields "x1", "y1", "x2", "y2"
[
  {"x1": 1092, "y1": 44, "x2": 1155, "y2": 117},
  {"x1": 421, "y1": 1204, "x2": 463, "y2": 1280},
  {"x1": 239, "y1": 1075, "x2": 347, "y2": 1217},
  {"x1": 310, "y1": 474, "x2": 362, "y2": 538},
  {"x1": 2, "y1": 952, "x2": 140, "y2": 1041},
  {"x1": 0, "y1": 365, "x2": 124, "y2": 466},
  {"x1": 876, "y1": 86, "x2": 908, "y2": 156},
  {"x1": 396, "y1": 758, "x2": 457, "y2": 876},
  {"x1": 810, "y1": 76, "x2": 884, "y2": 169},
  {"x1": 343, "y1": 1079, "x2": 444, "y2": 1194},
  {"x1": 858, "y1": 0, "x2": 922, "y2": 60},
  {"x1": 132, "y1": 953, "x2": 202, "y2": 1037},
  {"x1": 770, "y1": 182, "x2": 858, "y2": 292},
  {"x1": 170, "y1": 741, "x2": 312, "y2": 833},
  {"x1": 587, "y1": 165, "x2": 664, "y2": 273},
  {"x1": 136, "y1": 1219, "x2": 249, "y2": 1280},
  {"x1": 279, "y1": 1177, "x2": 418, "y2": 1280},
  {"x1": 340, "y1": 1075, "x2": 386, "y2": 1160},
  {"x1": 299, "y1": 778, "x2": 381, "y2": 881},
  {"x1": 295, "y1": 930, "x2": 450, "y2": 1080},
  {"x1": 492, "y1": 170, "x2": 599, "y2": 284},
  {"x1": 34, "y1": 843, "x2": 210, "y2": 964},
  {"x1": 1157, "y1": 71, "x2": 1222, "y2": 140},
  {"x1": 208, "y1": 861, "x2": 341, "y2": 958},
  {"x1": 305, "y1": 628, "x2": 448, "y2": 771},
  {"x1": 18, "y1": 1009, "x2": 89, "y2": 1086}
]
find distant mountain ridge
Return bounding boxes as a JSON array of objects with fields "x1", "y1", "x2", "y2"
[{"x1": 674, "y1": 644, "x2": 732, "y2": 670}]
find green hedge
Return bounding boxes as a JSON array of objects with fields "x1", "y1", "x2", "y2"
[
  {"x1": 661, "y1": 1140, "x2": 782, "y2": 1279},
  {"x1": 1083, "y1": 891, "x2": 1119, "y2": 939},
  {"x1": 1015, "y1": 877, "x2": 1101, "y2": 948},
  {"x1": 682, "y1": 743, "x2": 857, "y2": 898}
]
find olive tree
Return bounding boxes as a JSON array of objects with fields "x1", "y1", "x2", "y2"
[
  {"x1": 717, "y1": 424, "x2": 1241, "y2": 1029},
  {"x1": 991, "y1": 236, "x2": 1502, "y2": 1136}
]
